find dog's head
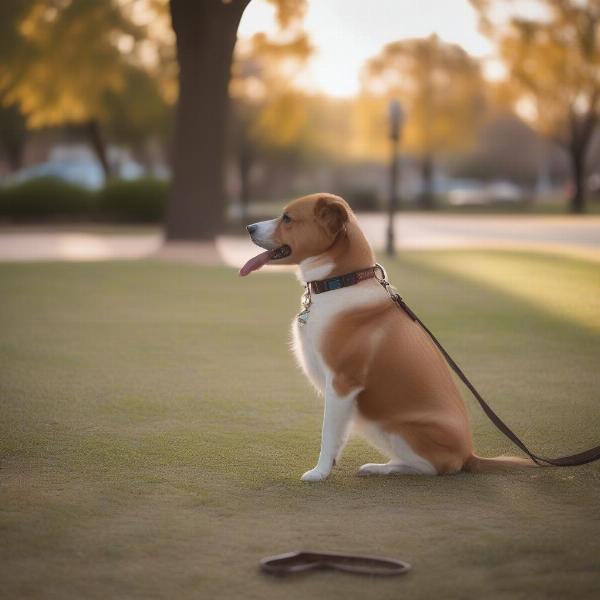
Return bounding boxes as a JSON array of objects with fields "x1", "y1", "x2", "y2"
[{"x1": 240, "y1": 193, "x2": 350, "y2": 276}]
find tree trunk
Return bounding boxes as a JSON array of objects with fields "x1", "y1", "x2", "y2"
[
  {"x1": 0, "y1": 104, "x2": 27, "y2": 172},
  {"x1": 569, "y1": 148, "x2": 585, "y2": 214},
  {"x1": 1, "y1": 133, "x2": 25, "y2": 172},
  {"x1": 419, "y1": 154, "x2": 435, "y2": 210},
  {"x1": 166, "y1": 0, "x2": 249, "y2": 241},
  {"x1": 566, "y1": 108, "x2": 598, "y2": 214},
  {"x1": 238, "y1": 142, "x2": 253, "y2": 223},
  {"x1": 86, "y1": 119, "x2": 111, "y2": 180}
]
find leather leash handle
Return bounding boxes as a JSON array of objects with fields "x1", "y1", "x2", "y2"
[
  {"x1": 260, "y1": 551, "x2": 411, "y2": 576},
  {"x1": 392, "y1": 293, "x2": 600, "y2": 467}
]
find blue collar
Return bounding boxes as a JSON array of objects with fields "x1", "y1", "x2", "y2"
[{"x1": 308, "y1": 265, "x2": 379, "y2": 294}]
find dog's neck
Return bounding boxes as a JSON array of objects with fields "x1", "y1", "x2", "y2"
[{"x1": 298, "y1": 218, "x2": 375, "y2": 283}]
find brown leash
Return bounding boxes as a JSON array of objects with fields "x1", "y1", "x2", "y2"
[
  {"x1": 374, "y1": 266, "x2": 600, "y2": 467},
  {"x1": 260, "y1": 551, "x2": 411, "y2": 576}
]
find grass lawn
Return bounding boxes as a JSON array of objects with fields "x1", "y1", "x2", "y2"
[{"x1": 1, "y1": 250, "x2": 599, "y2": 599}]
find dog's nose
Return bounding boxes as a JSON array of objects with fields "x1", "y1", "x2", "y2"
[{"x1": 246, "y1": 224, "x2": 258, "y2": 235}]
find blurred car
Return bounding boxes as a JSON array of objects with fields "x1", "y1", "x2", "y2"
[
  {"x1": 1, "y1": 157, "x2": 146, "y2": 190},
  {"x1": 588, "y1": 173, "x2": 600, "y2": 197},
  {"x1": 1, "y1": 159, "x2": 105, "y2": 190},
  {"x1": 446, "y1": 179, "x2": 482, "y2": 206},
  {"x1": 486, "y1": 180, "x2": 525, "y2": 203},
  {"x1": 447, "y1": 179, "x2": 526, "y2": 206}
]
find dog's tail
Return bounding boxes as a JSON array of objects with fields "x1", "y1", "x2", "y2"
[{"x1": 462, "y1": 453, "x2": 539, "y2": 473}]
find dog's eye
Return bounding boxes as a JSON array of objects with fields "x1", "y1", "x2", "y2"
[{"x1": 282, "y1": 213, "x2": 292, "y2": 224}]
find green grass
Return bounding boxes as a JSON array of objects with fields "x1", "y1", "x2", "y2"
[{"x1": 1, "y1": 251, "x2": 599, "y2": 599}]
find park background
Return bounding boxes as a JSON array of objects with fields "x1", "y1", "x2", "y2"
[{"x1": 1, "y1": 1, "x2": 599, "y2": 599}]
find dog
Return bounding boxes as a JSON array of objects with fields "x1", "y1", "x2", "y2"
[{"x1": 240, "y1": 193, "x2": 533, "y2": 481}]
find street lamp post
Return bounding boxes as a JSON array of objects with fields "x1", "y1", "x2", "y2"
[{"x1": 386, "y1": 100, "x2": 404, "y2": 257}]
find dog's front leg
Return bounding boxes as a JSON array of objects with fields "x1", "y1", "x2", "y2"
[{"x1": 301, "y1": 381, "x2": 357, "y2": 482}]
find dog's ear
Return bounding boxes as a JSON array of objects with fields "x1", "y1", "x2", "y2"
[{"x1": 314, "y1": 196, "x2": 348, "y2": 236}]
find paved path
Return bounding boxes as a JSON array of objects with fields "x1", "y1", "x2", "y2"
[{"x1": 1, "y1": 214, "x2": 599, "y2": 265}]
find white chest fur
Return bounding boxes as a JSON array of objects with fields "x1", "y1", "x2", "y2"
[{"x1": 291, "y1": 278, "x2": 387, "y2": 394}]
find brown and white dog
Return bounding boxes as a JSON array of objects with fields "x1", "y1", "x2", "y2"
[{"x1": 241, "y1": 193, "x2": 532, "y2": 481}]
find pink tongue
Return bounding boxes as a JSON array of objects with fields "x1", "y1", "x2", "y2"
[{"x1": 239, "y1": 250, "x2": 271, "y2": 277}]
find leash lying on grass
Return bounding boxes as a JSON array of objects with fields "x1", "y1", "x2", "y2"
[
  {"x1": 260, "y1": 551, "x2": 411, "y2": 576},
  {"x1": 302, "y1": 263, "x2": 600, "y2": 468}
]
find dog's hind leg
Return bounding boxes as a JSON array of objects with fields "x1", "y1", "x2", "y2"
[
  {"x1": 356, "y1": 424, "x2": 438, "y2": 476},
  {"x1": 357, "y1": 461, "x2": 435, "y2": 476}
]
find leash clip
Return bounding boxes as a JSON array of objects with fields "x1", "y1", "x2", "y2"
[
  {"x1": 374, "y1": 263, "x2": 417, "y2": 321},
  {"x1": 374, "y1": 263, "x2": 398, "y2": 300},
  {"x1": 373, "y1": 263, "x2": 388, "y2": 285}
]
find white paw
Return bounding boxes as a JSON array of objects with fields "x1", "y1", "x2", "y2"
[
  {"x1": 357, "y1": 463, "x2": 388, "y2": 476},
  {"x1": 301, "y1": 467, "x2": 329, "y2": 482}
]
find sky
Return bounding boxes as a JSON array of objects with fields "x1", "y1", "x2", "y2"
[{"x1": 238, "y1": 0, "x2": 499, "y2": 97}]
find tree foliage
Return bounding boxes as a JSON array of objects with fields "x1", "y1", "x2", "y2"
[
  {"x1": 2, "y1": 1, "x2": 141, "y2": 126},
  {"x1": 360, "y1": 34, "x2": 485, "y2": 207},
  {"x1": 470, "y1": 0, "x2": 600, "y2": 211},
  {"x1": 231, "y1": 0, "x2": 311, "y2": 152},
  {"x1": 361, "y1": 34, "x2": 485, "y2": 158},
  {"x1": 227, "y1": 0, "x2": 312, "y2": 212},
  {"x1": 231, "y1": 31, "x2": 312, "y2": 151},
  {"x1": 0, "y1": 0, "x2": 173, "y2": 171}
]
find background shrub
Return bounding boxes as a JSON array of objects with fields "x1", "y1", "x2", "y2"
[
  {"x1": 342, "y1": 188, "x2": 381, "y2": 212},
  {"x1": 97, "y1": 178, "x2": 167, "y2": 222},
  {"x1": 0, "y1": 177, "x2": 95, "y2": 220}
]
